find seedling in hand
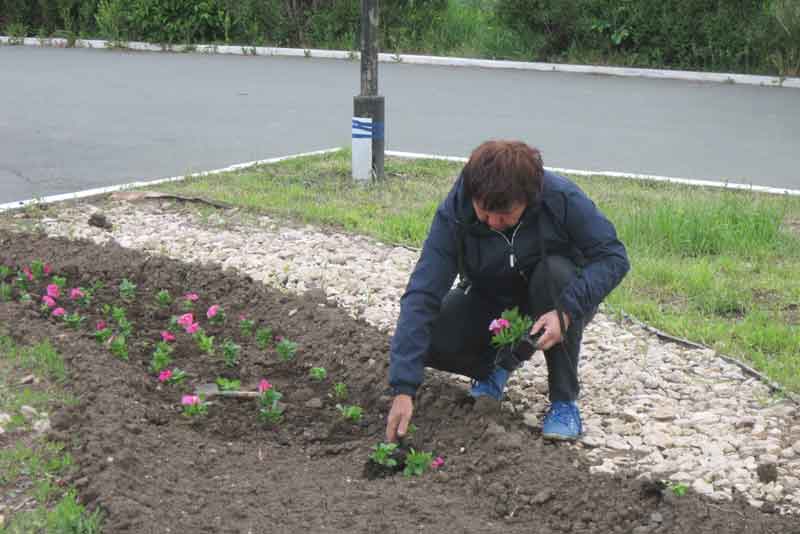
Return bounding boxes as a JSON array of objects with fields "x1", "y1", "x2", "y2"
[
  {"x1": 255, "y1": 327, "x2": 273, "y2": 350},
  {"x1": 489, "y1": 307, "x2": 534, "y2": 349},
  {"x1": 403, "y1": 449, "x2": 433, "y2": 477},
  {"x1": 222, "y1": 339, "x2": 240, "y2": 367},
  {"x1": 276, "y1": 338, "x2": 297, "y2": 361},
  {"x1": 119, "y1": 278, "x2": 137, "y2": 301},
  {"x1": 336, "y1": 404, "x2": 363, "y2": 423},
  {"x1": 309, "y1": 367, "x2": 327, "y2": 381},
  {"x1": 155, "y1": 289, "x2": 173, "y2": 308},
  {"x1": 369, "y1": 442, "x2": 398, "y2": 467}
]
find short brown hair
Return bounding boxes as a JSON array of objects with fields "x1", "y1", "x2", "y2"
[{"x1": 462, "y1": 140, "x2": 544, "y2": 211}]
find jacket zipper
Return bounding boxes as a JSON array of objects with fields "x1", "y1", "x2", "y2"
[{"x1": 491, "y1": 222, "x2": 523, "y2": 268}]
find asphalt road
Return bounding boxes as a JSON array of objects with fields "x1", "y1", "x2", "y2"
[{"x1": 1, "y1": 46, "x2": 799, "y2": 204}]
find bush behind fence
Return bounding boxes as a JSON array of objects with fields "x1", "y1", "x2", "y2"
[{"x1": 1, "y1": 0, "x2": 798, "y2": 76}]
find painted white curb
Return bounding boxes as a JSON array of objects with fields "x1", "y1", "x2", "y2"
[
  {"x1": 0, "y1": 148, "x2": 342, "y2": 213},
  {"x1": 386, "y1": 150, "x2": 800, "y2": 197},
  {"x1": 2, "y1": 35, "x2": 799, "y2": 89}
]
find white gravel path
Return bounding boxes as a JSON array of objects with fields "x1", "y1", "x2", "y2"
[{"x1": 5, "y1": 198, "x2": 799, "y2": 513}]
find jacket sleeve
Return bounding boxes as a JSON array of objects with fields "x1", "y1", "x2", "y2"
[
  {"x1": 558, "y1": 190, "x2": 630, "y2": 321},
  {"x1": 389, "y1": 208, "x2": 459, "y2": 396}
]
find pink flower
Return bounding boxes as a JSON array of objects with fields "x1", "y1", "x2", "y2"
[
  {"x1": 69, "y1": 288, "x2": 84, "y2": 300},
  {"x1": 181, "y1": 394, "x2": 200, "y2": 406},
  {"x1": 185, "y1": 322, "x2": 199, "y2": 335},
  {"x1": 96, "y1": 320, "x2": 107, "y2": 331},
  {"x1": 489, "y1": 318, "x2": 511, "y2": 335},
  {"x1": 431, "y1": 456, "x2": 445, "y2": 469},
  {"x1": 274, "y1": 335, "x2": 283, "y2": 343},
  {"x1": 46, "y1": 284, "x2": 60, "y2": 299},
  {"x1": 239, "y1": 314, "x2": 247, "y2": 321},
  {"x1": 258, "y1": 379, "x2": 272, "y2": 393},
  {"x1": 52, "y1": 307, "x2": 65, "y2": 317},
  {"x1": 177, "y1": 313, "x2": 194, "y2": 328},
  {"x1": 23, "y1": 267, "x2": 34, "y2": 281},
  {"x1": 183, "y1": 292, "x2": 199, "y2": 301},
  {"x1": 158, "y1": 370, "x2": 173, "y2": 383},
  {"x1": 41, "y1": 295, "x2": 56, "y2": 308},
  {"x1": 206, "y1": 305, "x2": 220, "y2": 319},
  {"x1": 43, "y1": 264, "x2": 52, "y2": 275},
  {"x1": 161, "y1": 331, "x2": 176, "y2": 342}
]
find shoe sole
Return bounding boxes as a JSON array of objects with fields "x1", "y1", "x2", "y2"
[{"x1": 542, "y1": 432, "x2": 581, "y2": 441}]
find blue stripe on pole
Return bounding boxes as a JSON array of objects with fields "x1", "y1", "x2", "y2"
[
  {"x1": 352, "y1": 133, "x2": 372, "y2": 138},
  {"x1": 352, "y1": 119, "x2": 373, "y2": 131},
  {"x1": 372, "y1": 121, "x2": 384, "y2": 140}
]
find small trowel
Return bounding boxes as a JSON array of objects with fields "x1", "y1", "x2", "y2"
[{"x1": 195, "y1": 382, "x2": 260, "y2": 399}]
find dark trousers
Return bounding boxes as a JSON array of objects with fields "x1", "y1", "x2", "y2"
[{"x1": 425, "y1": 256, "x2": 594, "y2": 402}]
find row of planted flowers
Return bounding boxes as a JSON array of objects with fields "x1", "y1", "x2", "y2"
[{"x1": 1, "y1": 259, "x2": 445, "y2": 476}]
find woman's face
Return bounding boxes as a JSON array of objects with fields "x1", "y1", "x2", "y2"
[{"x1": 472, "y1": 199, "x2": 527, "y2": 231}]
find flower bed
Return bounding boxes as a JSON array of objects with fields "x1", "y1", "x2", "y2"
[{"x1": 0, "y1": 230, "x2": 795, "y2": 533}]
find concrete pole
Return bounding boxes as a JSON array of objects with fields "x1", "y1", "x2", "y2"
[{"x1": 352, "y1": 0, "x2": 384, "y2": 181}]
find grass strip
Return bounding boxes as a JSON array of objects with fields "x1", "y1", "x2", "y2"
[
  {"x1": 144, "y1": 149, "x2": 800, "y2": 392},
  {"x1": 0, "y1": 331, "x2": 102, "y2": 533}
]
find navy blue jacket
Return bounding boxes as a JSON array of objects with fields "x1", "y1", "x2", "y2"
[{"x1": 389, "y1": 170, "x2": 630, "y2": 396}]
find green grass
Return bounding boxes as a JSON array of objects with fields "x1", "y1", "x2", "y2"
[
  {"x1": 144, "y1": 149, "x2": 800, "y2": 392},
  {"x1": 0, "y1": 333, "x2": 101, "y2": 533}
]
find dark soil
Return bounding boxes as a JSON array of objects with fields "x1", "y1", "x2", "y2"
[{"x1": 1, "y1": 230, "x2": 798, "y2": 534}]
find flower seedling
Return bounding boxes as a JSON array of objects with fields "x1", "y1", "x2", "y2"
[
  {"x1": 30, "y1": 260, "x2": 47, "y2": 279},
  {"x1": 63, "y1": 312, "x2": 85, "y2": 330},
  {"x1": 309, "y1": 367, "x2": 327, "y2": 381},
  {"x1": 215, "y1": 377, "x2": 241, "y2": 391},
  {"x1": 155, "y1": 289, "x2": 172, "y2": 308},
  {"x1": 119, "y1": 278, "x2": 137, "y2": 301},
  {"x1": 0, "y1": 265, "x2": 12, "y2": 280},
  {"x1": 93, "y1": 323, "x2": 113, "y2": 343},
  {"x1": 403, "y1": 449, "x2": 433, "y2": 477},
  {"x1": 51, "y1": 276, "x2": 67, "y2": 289},
  {"x1": 195, "y1": 330, "x2": 215, "y2": 355},
  {"x1": 177, "y1": 313, "x2": 194, "y2": 330},
  {"x1": 239, "y1": 316, "x2": 255, "y2": 337},
  {"x1": 158, "y1": 370, "x2": 173, "y2": 383},
  {"x1": 181, "y1": 292, "x2": 199, "y2": 311},
  {"x1": 41, "y1": 295, "x2": 56, "y2": 308},
  {"x1": 181, "y1": 395, "x2": 208, "y2": 417},
  {"x1": 161, "y1": 331, "x2": 176, "y2": 343},
  {"x1": 369, "y1": 442, "x2": 398, "y2": 467},
  {"x1": 332, "y1": 382, "x2": 348, "y2": 401},
  {"x1": 0, "y1": 283, "x2": 12, "y2": 302},
  {"x1": 336, "y1": 404, "x2": 363, "y2": 423},
  {"x1": 489, "y1": 307, "x2": 534, "y2": 349},
  {"x1": 276, "y1": 338, "x2": 298, "y2": 361},
  {"x1": 166, "y1": 368, "x2": 186, "y2": 384},
  {"x1": 52, "y1": 307, "x2": 66, "y2": 318},
  {"x1": 70, "y1": 287, "x2": 92, "y2": 307},
  {"x1": 667, "y1": 482, "x2": 688, "y2": 497},
  {"x1": 19, "y1": 293, "x2": 32, "y2": 303},
  {"x1": 255, "y1": 327, "x2": 273, "y2": 350},
  {"x1": 110, "y1": 336, "x2": 128, "y2": 360},
  {"x1": 430, "y1": 456, "x2": 445, "y2": 469},
  {"x1": 221, "y1": 339, "x2": 240, "y2": 368},
  {"x1": 150, "y1": 341, "x2": 174, "y2": 373},
  {"x1": 257, "y1": 379, "x2": 284, "y2": 425},
  {"x1": 406, "y1": 423, "x2": 418, "y2": 437},
  {"x1": 207, "y1": 304, "x2": 225, "y2": 326},
  {"x1": 46, "y1": 284, "x2": 60, "y2": 299}
]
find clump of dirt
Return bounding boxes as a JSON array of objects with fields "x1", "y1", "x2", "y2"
[{"x1": 1, "y1": 230, "x2": 797, "y2": 533}]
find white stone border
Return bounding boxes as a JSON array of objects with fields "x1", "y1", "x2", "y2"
[
  {"x1": 2, "y1": 35, "x2": 799, "y2": 89},
  {"x1": 0, "y1": 148, "x2": 342, "y2": 213},
  {"x1": 386, "y1": 150, "x2": 800, "y2": 197}
]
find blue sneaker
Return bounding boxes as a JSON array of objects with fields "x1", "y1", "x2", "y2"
[
  {"x1": 469, "y1": 367, "x2": 510, "y2": 400},
  {"x1": 542, "y1": 401, "x2": 582, "y2": 441}
]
